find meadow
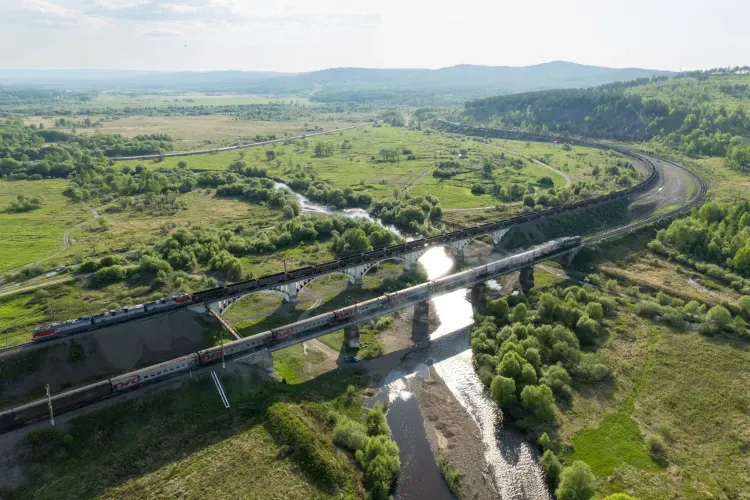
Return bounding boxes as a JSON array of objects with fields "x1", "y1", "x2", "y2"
[
  {"x1": 24, "y1": 114, "x2": 371, "y2": 152},
  {"x1": 0, "y1": 180, "x2": 91, "y2": 274},
  {"x1": 116, "y1": 126, "x2": 627, "y2": 209},
  {"x1": 534, "y1": 246, "x2": 750, "y2": 498}
]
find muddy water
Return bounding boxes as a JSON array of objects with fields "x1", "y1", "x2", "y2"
[{"x1": 370, "y1": 366, "x2": 454, "y2": 500}]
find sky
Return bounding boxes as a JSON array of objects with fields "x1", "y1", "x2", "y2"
[{"x1": 1, "y1": 0, "x2": 748, "y2": 72}]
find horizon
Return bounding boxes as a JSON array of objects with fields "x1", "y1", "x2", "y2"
[
  {"x1": 2, "y1": 0, "x2": 748, "y2": 73},
  {"x1": 0, "y1": 60, "x2": 683, "y2": 74}
]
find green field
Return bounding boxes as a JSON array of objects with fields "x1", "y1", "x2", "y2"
[
  {"x1": 24, "y1": 114, "x2": 371, "y2": 152},
  {"x1": 553, "y1": 267, "x2": 750, "y2": 498},
  {"x1": 0, "y1": 180, "x2": 91, "y2": 273},
  {"x1": 116, "y1": 126, "x2": 627, "y2": 209}
]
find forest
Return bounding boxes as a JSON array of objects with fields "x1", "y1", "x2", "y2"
[{"x1": 464, "y1": 71, "x2": 750, "y2": 171}]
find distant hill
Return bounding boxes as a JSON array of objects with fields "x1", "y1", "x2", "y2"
[
  {"x1": 0, "y1": 62, "x2": 674, "y2": 102},
  {"x1": 461, "y1": 69, "x2": 750, "y2": 169}
]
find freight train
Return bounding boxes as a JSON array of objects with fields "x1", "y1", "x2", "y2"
[{"x1": 1, "y1": 236, "x2": 580, "y2": 434}]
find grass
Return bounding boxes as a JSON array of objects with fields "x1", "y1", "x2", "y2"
[
  {"x1": 273, "y1": 344, "x2": 307, "y2": 384},
  {"x1": 569, "y1": 412, "x2": 662, "y2": 477},
  {"x1": 554, "y1": 260, "x2": 750, "y2": 498},
  {"x1": 115, "y1": 126, "x2": 627, "y2": 209},
  {"x1": 26, "y1": 114, "x2": 370, "y2": 152},
  {"x1": 3, "y1": 368, "x2": 369, "y2": 499},
  {"x1": 0, "y1": 180, "x2": 91, "y2": 273}
]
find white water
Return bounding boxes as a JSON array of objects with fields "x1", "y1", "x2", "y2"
[
  {"x1": 422, "y1": 247, "x2": 552, "y2": 500},
  {"x1": 279, "y1": 180, "x2": 550, "y2": 499}
]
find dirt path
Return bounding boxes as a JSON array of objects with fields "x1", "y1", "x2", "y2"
[
  {"x1": 2, "y1": 207, "x2": 100, "y2": 279},
  {"x1": 487, "y1": 142, "x2": 573, "y2": 187}
]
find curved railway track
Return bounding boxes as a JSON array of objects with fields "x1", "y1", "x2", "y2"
[{"x1": 0, "y1": 127, "x2": 706, "y2": 356}]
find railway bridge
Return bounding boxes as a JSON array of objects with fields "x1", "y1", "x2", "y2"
[{"x1": 256, "y1": 227, "x2": 511, "y2": 304}]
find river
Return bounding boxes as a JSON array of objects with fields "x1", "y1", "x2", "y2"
[{"x1": 277, "y1": 181, "x2": 549, "y2": 499}]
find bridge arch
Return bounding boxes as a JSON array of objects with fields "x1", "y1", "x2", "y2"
[{"x1": 295, "y1": 270, "x2": 354, "y2": 295}]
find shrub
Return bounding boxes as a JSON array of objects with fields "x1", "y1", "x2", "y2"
[
  {"x1": 602, "y1": 495, "x2": 639, "y2": 500},
  {"x1": 585, "y1": 302, "x2": 603, "y2": 321},
  {"x1": 540, "y1": 449, "x2": 562, "y2": 486},
  {"x1": 646, "y1": 433, "x2": 666, "y2": 459},
  {"x1": 264, "y1": 403, "x2": 344, "y2": 488},
  {"x1": 537, "y1": 432, "x2": 550, "y2": 451},
  {"x1": 707, "y1": 305, "x2": 732, "y2": 329},
  {"x1": 93, "y1": 265, "x2": 128, "y2": 286},
  {"x1": 366, "y1": 403, "x2": 389, "y2": 437},
  {"x1": 333, "y1": 417, "x2": 369, "y2": 452},
  {"x1": 555, "y1": 461, "x2": 595, "y2": 500},
  {"x1": 437, "y1": 454, "x2": 462, "y2": 498},
  {"x1": 356, "y1": 435, "x2": 400, "y2": 500}
]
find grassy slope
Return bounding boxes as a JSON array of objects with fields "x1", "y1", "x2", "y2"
[
  {"x1": 0, "y1": 180, "x2": 91, "y2": 273},
  {"x1": 554, "y1": 260, "x2": 750, "y2": 498},
  {"x1": 5, "y1": 369, "x2": 367, "y2": 500}
]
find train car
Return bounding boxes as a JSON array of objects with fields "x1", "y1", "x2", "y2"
[
  {"x1": 271, "y1": 312, "x2": 336, "y2": 343},
  {"x1": 144, "y1": 294, "x2": 193, "y2": 314},
  {"x1": 287, "y1": 266, "x2": 314, "y2": 280},
  {"x1": 32, "y1": 316, "x2": 93, "y2": 342},
  {"x1": 0, "y1": 380, "x2": 112, "y2": 433},
  {"x1": 198, "y1": 331, "x2": 273, "y2": 364},
  {"x1": 258, "y1": 271, "x2": 287, "y2": 287},
  {"x1": 226, "y1": 279, "x2": 259, "y2": 296},
  {"x1": 110, "y1": 353, "x2": 199, "y2": 393},
  {"x1": 91, "y1": 304, "x2": 145, "y2": 326},
  {"x1": 192, "y1": 286, "x2": 228, "y2": 303}
]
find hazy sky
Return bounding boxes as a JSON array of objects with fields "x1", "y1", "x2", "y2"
[{"x1": 1, "y1": 0, "x2": 748, "y2": 72}]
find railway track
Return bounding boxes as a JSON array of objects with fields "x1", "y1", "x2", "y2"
[{"x1": 1, "y1": 129, "x2": 705, "y2": 353}]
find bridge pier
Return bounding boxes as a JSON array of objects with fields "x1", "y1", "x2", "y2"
[
  {"x1": 554, "y1": 248, "x2": 581, "y2": 266},
  {"x1": 279, "y1": 282, "x2": 299, "y2": 303},
  {"x1": 344, "y1": 325, "x2": 361, "y2": 348},
  {"x1": 519, "y1": 267, "x2": 535, "y2": 293},
  {"x1": 470, "y1": 282, "x2": 487, "y2": 307},
  {"x1": 414, "y1": 301, "x2": 430, "y2": 323},
  {"x1": 236, "y1": 349, "x2": 274, "y2": 372}
]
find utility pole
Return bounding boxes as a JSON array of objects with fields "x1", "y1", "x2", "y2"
[
  {"x1": 220, "y1": 324, "x2": 226, "y2": 370},
  {"x1": 46, "y1": 384, "x2": 54, "y2": 426}
]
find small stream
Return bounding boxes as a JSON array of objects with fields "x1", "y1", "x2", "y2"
[{"x1": 279, "y1": 181, "x2": 549, "y2": 499}]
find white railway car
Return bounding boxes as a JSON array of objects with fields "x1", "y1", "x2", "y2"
[
  {"x1": 110, "y1": 353, "x2": 199, "y2": 392},
  {"x1": 198, "y1": 331, "x2": 273, "y2": 364}
]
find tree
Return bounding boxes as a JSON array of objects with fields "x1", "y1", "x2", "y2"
[
  {"x1": 177, "y1": 160, "x2": 188, "y2": 168},
  {"x1": 265, "y1": 150, "x2": 275, "y2": 161},
  {"x1": 707, "y1": 305, "x2": 732, "y2": 329},
  {"x1": 523, "y1": 195, "x2": 535, "y2": 207},
  {"x1": 512, "y1": 303, "x2": 528, "y2": 323},
  {"x1": 490, "y1": 375, "x2": 517, "y2": 409},
  {"x1": 733, "y1": 246, "x2": 750, "y2": 274},
  {"x1": 488, "y1": 297, "x2": 510, "y2": 321},
  {"x1": 520, "y1": 384, "x2": 555, "y2": 421},
  {"x1": 540, "y1": 449, "x2": 562, "y2": 486},
  {"x1": 555, "y1": 461, "x2": 595, "y2": 500}
]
